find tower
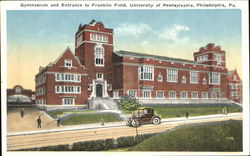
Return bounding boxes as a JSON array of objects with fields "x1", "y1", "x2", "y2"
[
  {"x1": 75, "y1": 20, "x2": 114, "y2": 98},
  {"x1": 193, "y1": 43, "x2": 226, "y2": 68}
]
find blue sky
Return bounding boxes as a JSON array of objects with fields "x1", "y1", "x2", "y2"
[{"x1": 7, "y1": 9, "x2": 242, "y2": 89}]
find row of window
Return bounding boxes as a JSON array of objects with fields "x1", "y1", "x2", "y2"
[
  {"x1": 62, "y1": 97, "x2": 75, "y2": 105},
  {"x1": 127, "y1": 90, "x2": 222, "y2": 99},
  {"x1": 55, "y1": 86, "x2": 81, "y2": 94},
  {"x1": 55, "y1": 73, "x2": 81, "y2": 82},
  {"x1": 90, "y1": 33, "x2": 108, "y2": 43},
  {"x1": 36, "y1": 99, "x2": 46, "y2": 105},
  {"x1": 214, "y1": 53, "x2": 223, "y2": 61},
  {"x1": 35, "y1": 75, "x2": 46, "y2": 86},
  {"x1": 197, "y1": 55, "x2": 208, "y2": 62},
  {"x1": 230, "y1": 91, "x2": 239, "y2": 97},
  {"x1": 230, "y1": 84, "x2": 239, "y2": 90},
  {"x1": 36, "y1": 88, "x2": 45, "y2": 96},
  {"x1": 139, "y1": 66, "x2": 220, "y2": 85}
]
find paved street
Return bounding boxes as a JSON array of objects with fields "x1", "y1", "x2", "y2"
[{"x1": 7, "y1": 112, "x2": 242, "y2": 151}]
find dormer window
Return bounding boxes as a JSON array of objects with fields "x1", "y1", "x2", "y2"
[{"x1": 64, "y1": 59, "x2": 72, "y2": 69}]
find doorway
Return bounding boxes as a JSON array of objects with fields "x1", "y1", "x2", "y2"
[{"x1": 96, "y1": 84, "x2": 103, "y2": 97}]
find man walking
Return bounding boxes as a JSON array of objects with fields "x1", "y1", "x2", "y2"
[
  {"x1": 185, "y1": 112, "x2": 189, "y2": 119},
  {"x1": 37, "y1": 116, "x2": 42, "y2": 128},
  {"x1": 20, "y1": 108, "x2": 24, "y2": 118},
  {"x1": 57, "y1": 117, "x2": 61, "y2": 127}
]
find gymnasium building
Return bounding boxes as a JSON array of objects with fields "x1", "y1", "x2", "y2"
[{"x1": 34, "y1": 20, "x2": 242, "y2": 110}]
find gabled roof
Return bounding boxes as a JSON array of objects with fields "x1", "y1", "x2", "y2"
[
  {"x1": 52, "y1": 47, "x2": 83, "y2": 67},
  {"x1": 114, "y1": 50, "x2": 201, "y2": 65}
]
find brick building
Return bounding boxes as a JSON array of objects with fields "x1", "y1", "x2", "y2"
[
  {"x1": 35, "y1": 20, "x2": 242, "y2": 110},
  {"x1": 7, "y1": 85, "x2": 35, "y2": 106}
]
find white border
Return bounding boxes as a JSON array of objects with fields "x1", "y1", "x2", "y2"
[{"x1": 1, "y1": 1, "x2": 249, "y2": 156}]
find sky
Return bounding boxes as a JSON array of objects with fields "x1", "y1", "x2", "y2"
[{"x1": 6, "y1": 9, "x2": 242, "y2": 90}]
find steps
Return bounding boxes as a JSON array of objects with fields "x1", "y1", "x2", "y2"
[{"x1": 88, "y1": 98, "x2": 118, "y2": 110}]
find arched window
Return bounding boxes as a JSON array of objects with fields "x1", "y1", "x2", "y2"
[
  {"x1": 157, "y1": 74, "x2": 163, "y2": 82},
  {"x1": 95, "y1": 45, "x2": 104, "y2": 66},
  {"x1": 182, "y1": 75, "x2": 186, "y2": 83},
  {"x1": 203, "y1": 78, "x2": 207, "y2": 84}
]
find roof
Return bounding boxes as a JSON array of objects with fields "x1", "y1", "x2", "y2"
[{"x1": 114, "y1": 50, "x2": 200, "y2": 65}]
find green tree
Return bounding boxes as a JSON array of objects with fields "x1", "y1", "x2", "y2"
[{"x1": 117, "y1": 95, "x2": 140, "y2": 114}]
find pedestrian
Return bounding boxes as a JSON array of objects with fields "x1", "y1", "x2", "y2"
[
  {"x1": 20, "y1": 108, "x2": 24, "y2": 118},
  {"x1": 57, "y1": 117, "x2": 61, "y2": 127},
  {"x1": 185, "y1": 112, "x2": 189, "y2": 119},
  {"x1": 100, "y1": 118, "x2": 104, "y2": 125},
  {"x1": 37, "y1": 116, "x2": 42, "y2": 128}
]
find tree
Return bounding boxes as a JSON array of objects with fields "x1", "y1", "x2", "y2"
[{"x1": 117, "y1": 95, "x2": 140, "y2": 115}]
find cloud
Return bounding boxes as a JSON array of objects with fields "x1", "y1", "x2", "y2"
[
  {"x1": 115, "y1": 23, "x2": 151, "y2": 36},
  {"x1": 158, "y1": 25, "x2": 190, "y2": 42}
]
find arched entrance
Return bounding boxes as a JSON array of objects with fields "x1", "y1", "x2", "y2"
[{"x1": 96, "y1": 84, "x2": 103, "y2": 97}]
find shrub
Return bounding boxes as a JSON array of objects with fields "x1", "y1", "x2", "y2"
[
  {"x1": 116, "y1": 136, "x2": 136, "y2": 148},
  {"x1": 39, "y1": 144, "x2": 70, "y2": 151},
  {"x1": 72, "y1": 139, "x2": 114, "y2": 151}
]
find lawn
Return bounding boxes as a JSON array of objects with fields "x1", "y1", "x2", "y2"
[
  {"x1": 151, "y1": 105, "x2": 241, "y2": 118},
  {"x1": 47, "y1": 110, "x2": 96, "y2": 119},
  {"x1": 61, "y1": 113, "x2": 122, "y2": 125},
  {"x1": 128, "y1": 120, "x2": 242, "y2": 151}
]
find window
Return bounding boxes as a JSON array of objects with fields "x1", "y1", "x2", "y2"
[
  {"x1": 128, "y1": 90, "x2": 136, "y2": 97},
  {"x1": 76, "y1": 35, "x2": 82, "y2": 46},
  {"x1": 201, "y1": 92, "x2": 208, "y2": 99},
  {"x1": 139, "y1": 66, "x2": 154, "y2": 80},
  {"x1": 191, "y1": 92, "x2": 198, "y2": 99},
  {"x1": 167, "y1": 69, "x2": 178, "y2": 82},
  {"x1": 180, "y1": 91, "x2": 188, "y2": 99},
  {"x1": 214, "y1": 53, "x2": 222, "y2": 61},
  {"x1": 90, "y1": 33, "x2": 108, "y2": 43},
  {"x1": 231, "y1": 84, "x2": 238, "y2": 89},
  {"x1": 211, "y1": 92, "x2": 217, "y2": 99},
  {"x1": 64, "y1": 59, "x2": 72, "y2": 69},
  {"x1": 182, "y1": 76, "x2": 186, "y2": 83},
  {"x1": 55, "y1": 73, "x2": 81, "y2": 82},
  {"x1": 197, "y1": 55, "x2": 208, "y2": 62},
  {"x1": 95, "y1": 47, "x2": 104, "y2": 66},
  {"x1": 168, "y1": 91, "x2": 176, "y2": 99},
  {"x1": 55, "y1": 86, "x2": 81, "y2": 94},
  {"x1": 190, "y1": 71, "x2": 198, "y2": 84},
  {"x1": 156, "y1": 91, "x2": 164, "y2": 98},
  {"x1": 15, "y1": 87, "x2": 21, "y2": 93},
  {"x1": 209, "y1": 73, "x2": 220, "y2": 85},
  {"x1": 231, "y1": 91, "x2": 238, "y2": 97},
  {"x1": 62, "y1": 98, "x2": 74, "y2": 105},
  {"x1": 202, "y1": 78, "x2": 207, "y2": 84},
  {"x1": 157, "y1": 74, "x2": 163, "y2": 82},
  {"x1": 96, "y1": 73, "x2": 103, "y2": 80},
  {"x1": 142, "y1": 90, "x2": 151, "y2": 98}
]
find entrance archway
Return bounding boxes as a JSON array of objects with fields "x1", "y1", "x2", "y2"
[{"x1": 96, "y1": 84, "x2": 103, "y2": 97}]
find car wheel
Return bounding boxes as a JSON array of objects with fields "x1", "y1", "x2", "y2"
[
  {"x1": 131, "y1": 119, "x2": 140, "y2": 127},
  {"x1": 152, "y1": 117, "x2": 161, "y2": 124},
  {"x1": 126, "y1": 119, "x2": 131, "y2": 126}
]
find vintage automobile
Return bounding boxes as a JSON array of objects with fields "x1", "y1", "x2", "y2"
[{"x1": 126, "y1": 107, "x2": 161, "y2": 127}]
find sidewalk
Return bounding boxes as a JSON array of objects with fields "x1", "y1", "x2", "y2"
[{"x1": 7, "y1": 112, "x2": 242, "y2": 136}]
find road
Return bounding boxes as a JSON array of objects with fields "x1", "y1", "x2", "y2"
[{"x1": 7, "y1": 113, "x2": 242, "y2": 151}]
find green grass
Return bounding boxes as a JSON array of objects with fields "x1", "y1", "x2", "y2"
[
  {"x1": 61, "y1": 113, "x2": 122, "y2": 125},
  {"x1": 128, "y1": 120, "x2": 242, "y2": 151},
  {"x1": 47, "y1": 110, "x2": 96, "y2": 119},
  {"x1": 151, "y1": 105, "x2": 241, "y2": 118}
]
